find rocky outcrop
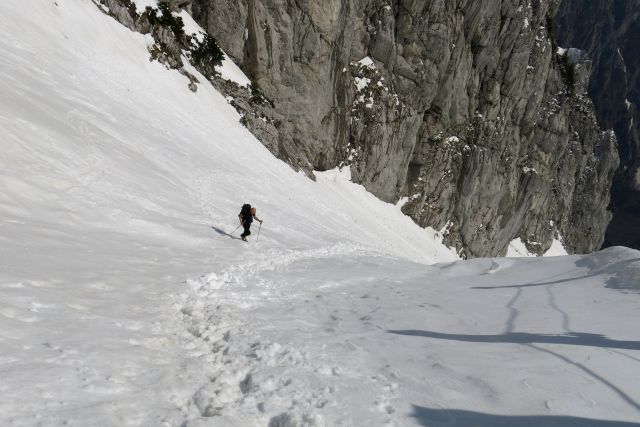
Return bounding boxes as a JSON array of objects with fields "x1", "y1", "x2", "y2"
[
  {"x1": 93, "y1": 0, "x2": 289, "y2": 156},
  {"x1": 97, "y1": 0, "x2": 618, "y2": 258},
  {"x1": 555, "y1": 1, "x2": 640, "y2": 250}
]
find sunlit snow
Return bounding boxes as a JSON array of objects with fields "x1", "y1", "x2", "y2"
[{"x1": 1, "y1": 1, "x2": 639, "y2": 426}]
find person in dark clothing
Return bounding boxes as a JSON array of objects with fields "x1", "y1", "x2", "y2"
[{"x1": 239, "y1": 204, "x2": 262, "y2": 241}]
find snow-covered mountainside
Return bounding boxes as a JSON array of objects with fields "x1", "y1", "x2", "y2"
[{"x1": 1, "y1": 1, "x2": 639, "y2": 426}]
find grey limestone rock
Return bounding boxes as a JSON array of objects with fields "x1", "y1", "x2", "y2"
[
  {"x1": 106, "y1": 0, "x2": 619, "y2": 258},
  {"x1": 187, "y1": 0, "x2": 618, "y2": 257}
]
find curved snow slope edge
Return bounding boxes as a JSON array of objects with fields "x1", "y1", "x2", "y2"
[{"x1": 1, "y1": 1, "x2": 640, "y2": 426}]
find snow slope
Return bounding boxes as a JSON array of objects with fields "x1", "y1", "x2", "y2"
[{"x1": 1, "y1": 0, "x2": 639, "y2": 426}]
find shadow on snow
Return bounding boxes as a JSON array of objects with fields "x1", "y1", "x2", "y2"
[
  {"x1": 390, "y1": 330, "x2": 640, "y2": 412},
  {"x1": 387, "y1": 330, "x2": 640, "y2": 351},
  {"x1": 472, "y1": 257, "x2": 640, "y2": 291},
  {"x1": 210, "y1": 226, "x2": 242, "y2": 240},
  {"x1": 410, "y1": 406, "x2": 639, "y2": 427}
]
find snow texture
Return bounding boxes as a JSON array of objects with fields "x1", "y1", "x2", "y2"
[
  {"x1": 177, "y1": 9, "x2": 205, "y2": 43},
  {"x1": 1, "y1": 1, "x2": 639, "y2": 426},
  {"x1": 131, "y1": 0, "x2": 157, "y2": 14},
  {"x1": 507, "y1": 238, "x2": 568, "y2": 257}
]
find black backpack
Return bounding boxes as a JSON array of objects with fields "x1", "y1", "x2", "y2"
[{"x1": 240, "y1": 203, "x2": 252, "y2": 222}]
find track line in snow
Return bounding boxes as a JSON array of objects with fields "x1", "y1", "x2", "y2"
[
  {"x1": 528, "y1": 344, "x2": 640, "y2": 414},
  {"x1": 171, "y1": 244, "x2": 371, "y2": 423}
]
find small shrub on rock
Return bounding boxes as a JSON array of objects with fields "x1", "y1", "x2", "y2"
[
  {"x1": 143, "y1": 3, "x2": 185, "y2": 40},
  {"x1": 191, "y1": 34, "x2": 225, "y2": 67},
  {"x1": 249, "y1": 81, "x2": 274, "y2": 107}
]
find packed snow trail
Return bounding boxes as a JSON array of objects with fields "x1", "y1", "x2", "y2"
[
  {"x1": 1, "y1": 0, "x2": 640, "y2": 426},
  {"x1": 171, "y1": 247, "x2": 640, "y2": 426}
]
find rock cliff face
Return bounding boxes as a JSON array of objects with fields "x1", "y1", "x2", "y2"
[
  {"x1": 555, "y1": 1, "x2": 640, "y2": 250},
  {"x1": 187, "y1": 0, "x2": 618, "y2": 257},
  {"x1": 101, "y1": 0, "x2": 618, "y2": 257}
]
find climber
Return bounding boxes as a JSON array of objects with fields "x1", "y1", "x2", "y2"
[{"x1": 238, "y1": 203, "x2": 263, "y2": 241}]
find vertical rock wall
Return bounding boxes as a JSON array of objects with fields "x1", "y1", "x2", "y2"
[
  {"x1": 188, "y1": 0, "x2": 617, "y2": 257},
  {"x1": 556, "y1": 0, "x2": 640, "y2": 250}
]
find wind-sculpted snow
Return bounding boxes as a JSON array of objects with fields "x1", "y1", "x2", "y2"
[
  {"x1": 0, "y1": 0, "x2": 639, "y2": 426},
  {"x1": 573, "y1": 247, "x2": 640, "y2": 291}
]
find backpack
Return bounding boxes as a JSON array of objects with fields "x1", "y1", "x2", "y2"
[{"x1": 240, "y1": 203, "x2": 253, "y2": 224}]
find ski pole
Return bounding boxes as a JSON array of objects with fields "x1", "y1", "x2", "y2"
[
  {"x1": 256, "y1": 222, "x2": 262, "y2": 242},
  {"x1": 230, "y1": 224, "x2": 241, "y2": 235}
]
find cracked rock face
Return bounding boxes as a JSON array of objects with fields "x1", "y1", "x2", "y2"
[
  {"x1": 188, "y1": 0, "x2": 617, "y2": 257},
  {"x1": 555, "y1": 0, "x2": 640, "y2": 250}
]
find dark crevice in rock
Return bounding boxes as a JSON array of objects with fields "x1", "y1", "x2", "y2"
[{"x1": 556, "y1": 0, "x2": 640, "y2": 250}]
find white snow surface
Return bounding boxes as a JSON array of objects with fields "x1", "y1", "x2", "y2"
[
  {"x1": 1, "y1": 1, "x2": 640, "y2": 426},
  {"x1": 218, "y1": 53, "x2": 252, "y2": 88},
  {"x1": 177, "y1": 9, "x2": 205, "y2": 43},
  {"x1": 131, "y1": 0, "x2": 158, "y2": 14},
  {"x1": 507, "y1": 238, "x2": 568, "y2": 258},
  {"x1": 358, "y1": 56, "x2": 375, "y2": 68}
]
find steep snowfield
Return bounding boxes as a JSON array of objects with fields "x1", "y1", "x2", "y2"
[{"x1": 1, "y1": 1, "x2": 639, "y2": 426}]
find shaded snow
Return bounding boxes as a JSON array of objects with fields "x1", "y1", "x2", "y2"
[
  {"x1": 357, "y1": 56, "x2": 375, "y2": 68},
  {"x1": 507, "y1": 238, "x2": 568, "y2": 257},
  {"x1": 354, "y1": 76, "x2": 371, "y2": 92}
]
